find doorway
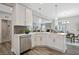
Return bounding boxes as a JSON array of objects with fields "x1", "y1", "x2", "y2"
[{"x1": 1, "y1": 20, "x2": 12, "y2": 43}]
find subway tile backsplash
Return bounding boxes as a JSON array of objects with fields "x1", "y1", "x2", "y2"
[{"x1": 14, "y1": 26, "x2": 27, "y2": 34}]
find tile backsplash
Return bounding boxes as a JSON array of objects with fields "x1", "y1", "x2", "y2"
[{"x1": 14, "y1": 26, "x2": 27, "y2": 34}]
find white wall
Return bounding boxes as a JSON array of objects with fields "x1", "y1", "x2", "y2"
[
  {"x1": 0, "y1": 4, "x2": 12, "y2": 14},
  {"x1": 59, "y1": 15, "x2": 79, "y2": 35},
  {"x1": 0, "y1": 12, "x2": 12, "y2": 20},
  {"x1": 0, "y1": 4, "x2": 13, "y2": 43}
]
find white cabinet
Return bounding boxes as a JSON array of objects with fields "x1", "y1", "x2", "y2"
[
  {"x1": 26, "y1": 8, "x2": 33, "y2": 26},
  {"x1": 41, "y1": 33, "x2": 48, "y2": 45},
  {"x1": 54, "y1": 35, "x2": 66, "y2": 52},
  {"x1": 31, "y1": 32, "x2": 66, "y2": 53},
  {"x1": 13, "y1": 4, "x2": 33, "y2": 26},
  {"x1": 35, "y1": 35, "x2": 42, "y2": 46},
  {"x1": 14, "y1": 4, "x2": 26, "y2": 25},
  {"x1": 12, "y1": 34, "x2": 31, "y2": 55},
  {"x1": 12, "y1": 33, "x2": 66, "y2": 55},
  {"x1": 47, "y1": 33, "x2": 55, "y2": 48},
  {"x1": 32, "y1": 33, "x2": 55, "y2": 47},
  {"x1": 31, "y1": 34, "x2": 36, "y2": 47},
  {"x1": 32, "y1": 34, "x2": 42, "y2": 46},
  {"x1": 40, "y1": 33, "x2": 55, "y2": 47},
  {"x1": 32, "y1": 33, "x2": 44, "y2": 47}
]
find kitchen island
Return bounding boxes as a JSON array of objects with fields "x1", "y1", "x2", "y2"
[
  {"x1": 11, "y1": 32, "x2": 67, "y2": 55},
  {"x1": 31, "y1": 32, "x2": 67, "y2": 53}
]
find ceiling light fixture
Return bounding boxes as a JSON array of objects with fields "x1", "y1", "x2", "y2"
[
  {"x1": 55, "y1": 4, "x2": 58, "y2": 20},
  {"x1": 67, "y1": 21, "x2": 69, "y2": 23},
  {"x1": 55, "y1": 17, "x2": 58, "y2": 20},
  {"x1": 10, "y1": 8, "x2": 13, "y2": 11}
]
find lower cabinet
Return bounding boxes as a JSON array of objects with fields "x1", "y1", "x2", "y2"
[
  {"x1": 34, "y1": 35, "x2": 41, "y2": 46},
  {"x1": 48, "y1": 33, "x2": 55, "y2": 48},
  {"x1": 12, "y1": 33, "x2": 66, "y2": 55},
  {"x1": 12, "y1": 34, "x2": 31, "y2": 55},
  {"x1": 31, "y1": 34, "x2": 40, "y2": 47},
  {"x1": 54, "y1": 35, "x2": 66, "y2": 52},
  {"x1": 41, "y1": 33, "x2": 47, "y2": 45},
  {"x1": 32, "y1": 33, "x2": 66, "y2": 53}
]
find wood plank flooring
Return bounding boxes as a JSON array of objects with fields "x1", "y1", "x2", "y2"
[
  {"x1": 0, "y1": 41, "x2": 79, "y2": 55},
  {"x1": 0, "y1": 41, "x2": 63, "y2": 55},
  {"x1": 23, "y1": 47, "x2": 63, "y2": 55},
  {"x1": 0, "y1": 41, "x2": 14, "y2": 55}
]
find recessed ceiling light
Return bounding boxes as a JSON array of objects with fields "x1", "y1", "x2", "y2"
[
  {"x1": 55, "y1": 18, "x2": 58, "y2": 20},
  {"x1": 67, "y1": 21, "x2": 69, "y2": 23},
  {"x1": 10, "y1": 8, "x2": 13, "y2": 11}
]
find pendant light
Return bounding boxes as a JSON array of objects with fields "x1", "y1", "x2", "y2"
[
  {"x1": 55, "y1": 4, "x2": 58, "y2": 20},
  {"x1": 54, "y1": 4, "x2": 59, "y2": 31},
  {"x1": 39, "y1": 4, "x2": 42, "y2": 32}
]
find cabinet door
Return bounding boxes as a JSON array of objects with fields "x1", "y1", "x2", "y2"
[
  {"x1": 35, "y1": 35, "x2": 42, "y2": 46},
  {"x1": 41, "y1": 34, "x2": 45, "y2": 45},
  {"x1": 26, "y1": 8, "x2": 33, "y2": 26},
  {"x1": 50, "y1": 33, "x2": 56, "y2": 48},
  {"x1": 32, "y1": 34, "x2": 42, "y2": 47},
  {"x1": 54, "y1": 35, "x2": 65, "y2": 50},
  {"x1": 31, "y1": 34, "x2": 36, "y2": 47},
  {"x1": 47, "y1": 33, "x2": 54, "y2": 48},
  {"x1": 41, "y1": 33, "x2": 48, "y2": 46},
  {"x1": 15, "y1": 4, "x2": 26, "y2": 25}
]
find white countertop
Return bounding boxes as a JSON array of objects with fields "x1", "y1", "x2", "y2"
[
  {"x1": 14, "y1": 32, "x2": 66, "y2": 36},
  {"x1": 14, "y1": 32, "x2": 36, "y2": 36},
  {"x1": 56, "y1": 33, "x2": 67, "y2": 35}
]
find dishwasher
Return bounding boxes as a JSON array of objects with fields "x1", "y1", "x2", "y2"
[{"x1": 20, "y1": 35, "x2": 31, "y2": 53}]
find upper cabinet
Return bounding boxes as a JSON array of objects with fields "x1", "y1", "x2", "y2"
[
  {"x1": 14, "y1": 4, "x2": 26, "y2": 25},
  {"x1": 14, "y1": 4, "x2": 33, "y2": 26},
  {"x1": 26, "y1": 8, "x2": 33, "y2": 26}
]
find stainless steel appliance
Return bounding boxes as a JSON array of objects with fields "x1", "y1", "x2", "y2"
[{"x1": 20, "y1": 35, "x2": 31, "y2": 53}]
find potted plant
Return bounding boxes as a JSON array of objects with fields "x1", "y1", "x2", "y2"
[
  {"x1": 66, "y1": 33, "x2": 75, "y2": 43},
  {"x1": 21, "y1": 28, "x2": 30, "y2": 34},
  {"x1": 25, "y1": 28, "x2": 30, "y2": 34}
]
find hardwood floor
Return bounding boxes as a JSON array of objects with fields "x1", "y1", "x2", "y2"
[
  {"x1": 0, "y1": 41, "x2": 14, "y2": 55},
  {"x1": 23, "y1": 47, "x2": 63, "y2": 55},
  {"x1": 0, "y1": 41, "x2": 79, "y2": 55},
  {"x1": 0, "y1": 41, "x2": 63, "y2": 55}
]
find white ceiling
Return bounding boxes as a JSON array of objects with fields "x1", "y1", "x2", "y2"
[
  {"x1": 24, "y1": 3, "x2": 79, "y2": 19},
  {"x1": 1, "y1": 3, "x2": 15, "y2": 7},
  {"x1": 2, "y1": 3, "x2": 79, "y2": 20}
]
